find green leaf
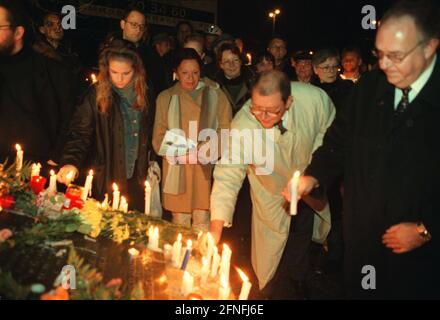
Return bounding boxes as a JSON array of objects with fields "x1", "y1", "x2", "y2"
[{"x1": 65, "y1": 223, "x2": 79, "y2": 233}]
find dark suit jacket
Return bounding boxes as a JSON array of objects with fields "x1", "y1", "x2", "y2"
[{"x1": 306, "y1": 56, "x2": 440, "y2": 299}]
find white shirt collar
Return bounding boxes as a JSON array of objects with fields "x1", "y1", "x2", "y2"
[{"x1": 394, "y1": 54, "x2": 437, "y2": 107}]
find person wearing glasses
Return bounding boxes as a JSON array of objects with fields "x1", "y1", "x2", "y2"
[
  {"x1": 214, "y1": 42, "x2": 255, "y2": 115},
  {"x1": 267, "y1": 37, "x2": 290, "y2": 74},
  {"x1": 0, "y1": 0, "x2": 75, "y2": 170},
  {"x1": 311, "y1": 48, "x2": 354, "y2": 278},
  {"x1": 210, "y1": 70, "x2": 335, "y2": 299},
  {"x1": 285, "y1": 0, "x2": 440, "y2": 299}
]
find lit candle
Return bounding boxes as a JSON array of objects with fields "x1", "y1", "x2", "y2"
[
  {"x1": 181, "y1": 271, "x2": 194, "y2": 297},
  {"x1": 210, "y1": 246, "x2": 220, "y2": 278},
  {"x1": 147, "y1": 226, "x2": 160, "y2": 251},
  {"x1": 91, "y1": 73, "x2": 97, "y2": 84},
  {"x1": 236, "y1": 268, "x2": 252, "y2": 300},
  {"x1": 218, "y1": 274, "x2": 230, "y2": 300},
  {"x1": 119, "y1": 196, "x2": 128, "y2": 213},
  {"x1": 200, "y1": 257, "x2": 209, "y2": 285},
  {"x1": 15, "y1": 144, "x2": 23, "y2": 173},
  {"x1": 81, "y1": 170, "x2": 93, "y2": 202},
  {"x1": 112, "y1": 183, "x2": 120, "y2": 211},
  {"x1": 180, "y1": 240, "x2": 192, "y2": 270},
  {"x1": 47, "y1": 170, "x2": 57, "y2": 196},
  {"x1": 246, "y1": 53, "x2": 252, "y2": 65},
  {"x1": 220, "y1": 244, "x2": 232, "y2": 284},
  {"x1": 172, "y1": 233, "x2": 183, "y2": 267},
  {"x1": 290, "y1": 171, "x2": 301, "y2": 216},
  {"x1": 31, "y1": 163, "x2": 42, "y2": 178},
  {"x1": 144, "y1": 181, "x2": 151, "y2": 215}
]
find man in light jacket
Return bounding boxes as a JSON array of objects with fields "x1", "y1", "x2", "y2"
[{"x1": 210, "y1": 70, "x2": 335, "y2": 299}]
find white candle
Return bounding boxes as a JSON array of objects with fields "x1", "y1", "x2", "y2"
[
  {"x1": 172, "y1": 233, "x2": 183, "y2": 267},
  {"x1": 147, "y1": 226, "x2": 159, "y2": 251},
  {"x1": 47, "y1": 170, "x2": 57, "y2": 195},
  {"x1": 15, "y1": 144, "x2": 23, "y2": 173},
  {"x1": 128, "y1": 247, "x2": 139, "y2": 257},
  {"x1": 220, "y1": 244, "x2": 232, "y2": 284},
  {"x1": 144, "y1": 181, "x2": 151, "y2": 215},
  {"x1": 181, "y1": 271, "x2": 194, "y2": 297},
  {"x1": 218, "y1": 274, "x2": 230, "y2": 300},
  {"x1": 112, "y1": 183, "x2": 120, "y2": 211},
  {"x1": 200, "y1": 257, "x2": 209, "y2": 285},
  {"x1": 236, "y1": 268, "x2": 252, "y2": 300},
  {"x1": 81, "y1": 170, "x2": 94, "y2": 202},
  {"x1": 31, "y1": 163, "x2": 41, "y2": 177},
  {"x1": 119, "y1": 196, "x2": 128, "y2": 213},
  {"x1": 210, "y1": 246, "x2": 220, "y2": 278},
  {"x1": 290, "y1": 171, "x2": 301, "y2": 216}
]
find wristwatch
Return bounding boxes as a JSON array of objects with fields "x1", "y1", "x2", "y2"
[{"x1": 416, "y1": 222, "x2": 432, "y2": 242}]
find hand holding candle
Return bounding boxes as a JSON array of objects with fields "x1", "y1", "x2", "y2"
[{"x1": 57, "y1": 165, "x2": 78, "y2": 185}]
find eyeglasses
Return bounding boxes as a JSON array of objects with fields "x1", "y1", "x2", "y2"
[
  {"x1": 372, "y1": 40, "x2": 426, "y2": 64},
  {"x1": 269, "y1": 45, "x2": 286, "y2": 51},
  {"x1": 222, "y1": 58, "x2": 241, "y2": 66},
  {"x1": 250, "y1": 105, "x2": 282, "y2": 118},
  {"x1": 317, "y1": 65, "x2": 339, "y2": 72},
  {"x1": 0, "y1": 24, "x2": 12, "y2": 30},
  {"x1": 125, "y1": 20, "x2": 146, "y2": 30}
]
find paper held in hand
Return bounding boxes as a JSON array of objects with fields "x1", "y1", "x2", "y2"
[{"x1": 158, "y1": 130, "x2": 197, "y2": 157}]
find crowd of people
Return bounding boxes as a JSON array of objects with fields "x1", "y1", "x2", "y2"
[{"x1": 1, "y1": 0, "x2": 439, "y2": 300}]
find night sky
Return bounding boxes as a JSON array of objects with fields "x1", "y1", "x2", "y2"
[{"x1": 218, "y1": 0, "x2": 396, "y2": 58}]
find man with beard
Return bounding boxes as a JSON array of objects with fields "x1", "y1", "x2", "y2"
[{"x1": 0, "y1": 0, "x2": 75, "y2": 168}]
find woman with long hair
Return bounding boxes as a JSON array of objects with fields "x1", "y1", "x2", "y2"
[{"x1": 57, "y1": 39, "x2": 155, "y2": 211}]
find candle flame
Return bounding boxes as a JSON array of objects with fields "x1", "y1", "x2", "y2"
[
  {"x1": 157, "y1": 274, "x2": 167, "y2": 283},
  {"x1": 15, "y1": 144, "x2": 22, "y2": 152},
  {"x1": 202, "y1": 256, "x2": 208, "y2": 266},
  {"x1": 177, "y1": 233, "x2": 182, "y2": 243},
  {"x1": 91, "y1": 73, "x2": 97, "y2": 84},
  {"x1": 89, "y1": 169, "x2": 94, "y2": 176},
  {"x1": 235, "y1": 267, "x2": 249, "y2": 282},
  {"x1": 112, "y1": 183, "x2": 119, "y2": 191},
  {"x1": 121, "y1": 196, "x2": 126, "y2": 203},
  {"x1": 246, "y1": 53, "x2": 251, "y2": 59},
  {"x1": 293, "y1": 170, "x2": 301, "y2": 180},
  {"x1": 50, "y1": 170, "x2": 55, "y2": 176},
  {"x1": 128, "y1": 248, "x2": 139, "y2": 256},
  {"x1": 145, "y1": 180, "x2": 151, "y2": 188},
  {"x1": 187, "y1": 239, "x2": 192, "y2": 250},
  {"x1": 223, "y1": 243, "x2": 231, "y2": 252}
]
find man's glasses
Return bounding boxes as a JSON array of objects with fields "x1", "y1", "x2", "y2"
[
  {"x1": 250, "y1": 105, "x2": 282, "y2": 118},
  {"x1": 0, "y1": 24, "x2": 12, "y2": 30},
  {"x1": 125, "y1": 20, "x2": 146, "y2": 30},
  {"x1": 317, "y1": 65, "x2": 339, "y2": 73},
  {"x1": 222, "y1": 58, "x2": 241, "y2": 66},
  {"x1": 372, "y1": 40, "x2": 426, "y2": 64}
]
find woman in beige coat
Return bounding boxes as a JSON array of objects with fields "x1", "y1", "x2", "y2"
[{"x1": 153, "y1": 48, "x2": 232, "y2": 232}]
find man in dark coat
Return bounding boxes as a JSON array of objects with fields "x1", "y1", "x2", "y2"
[
  {"x1": 0, "y1": 0, "x2": 75, "y2": 166},
  {"x1": 288, "y1": 0, "x2": 440, "y2": 299}
]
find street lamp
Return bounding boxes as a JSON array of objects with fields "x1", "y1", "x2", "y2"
[{"x1": 269, "y1": 9, "x2": 281, "y2": 34}]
